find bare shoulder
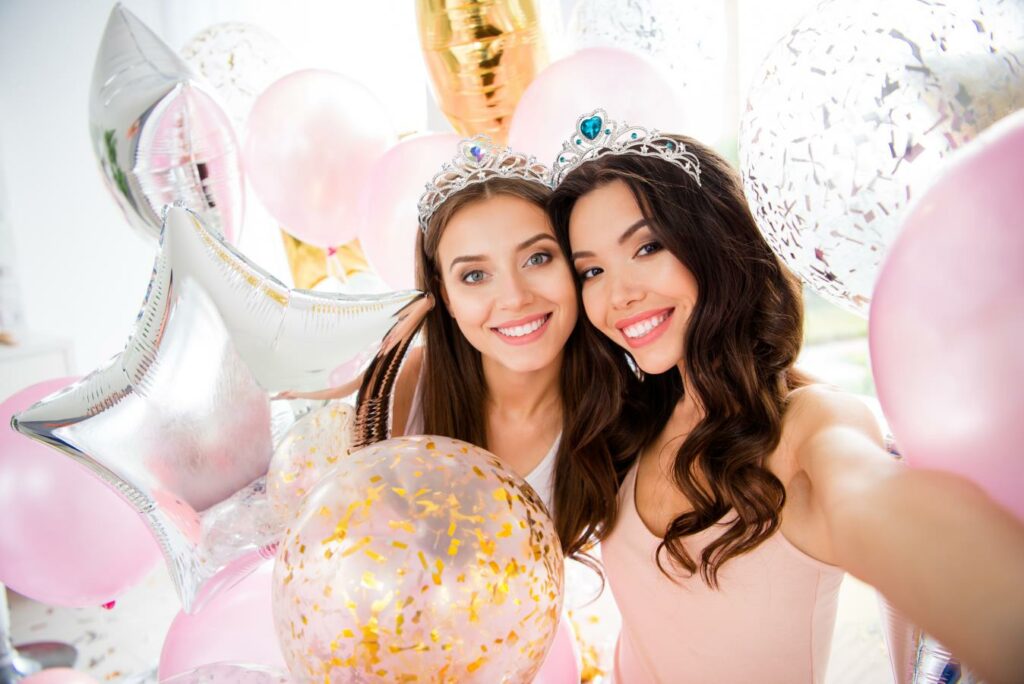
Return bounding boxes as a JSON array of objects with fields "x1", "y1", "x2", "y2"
[
  {"x1": 785, "y1": 384, "x2": 883, "y2": 446},
  {"x1": 781, "y1": 384, "x2": 889, "y2": 473},
  {"x1": 391, "y1": 345, "x2": 424, "y2": 438}
]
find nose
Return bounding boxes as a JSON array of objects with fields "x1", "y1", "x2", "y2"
[
  {"x1": 609, "y1": 270, "x2": 644, "y2": 310},
  {"x1": 496, "y1": 271, "x2": 533, "y2": 310}
]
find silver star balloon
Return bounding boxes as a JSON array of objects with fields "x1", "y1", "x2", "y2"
[
  {"x1": 740, "y1": 0, "x2": 1024, "y2": 316},
  {"x1": 90, "y1": 3, "x2": 245, "y2": 243},
  {"x1": 11, "y1": 206, "x2": 421, "y2": 611}
]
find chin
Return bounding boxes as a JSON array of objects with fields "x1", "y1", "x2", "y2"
[{"x1": 629, "y1": 346, "x2": 681, "y2": 376}]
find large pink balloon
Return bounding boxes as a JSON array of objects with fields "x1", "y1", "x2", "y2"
[
  {"x1": 0, "y1": 379, "x2": 161, "y2": 606},
  {"x1": 508, "y1": 47, "x2": 688, "y2": 163},
  {"x1": 359, "y1": 132, "x2": 461, "y2": 289},
  {"x1": 244, "y1": 69, "x2": 396, "y2": 247},
  {"x1": 870, "y1": 109, "x2": 1024, "y2": 520},
  {"x1": 158, "y1": 558, "x2": 286, "y2": 679}
]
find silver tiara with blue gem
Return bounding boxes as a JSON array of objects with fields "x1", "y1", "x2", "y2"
[
  {"x1": 551, "y1": 109, "x2": 701, "y2": 187},
  {"x1": 417, "y1": 135, "x2": 553, "y2": 232}
]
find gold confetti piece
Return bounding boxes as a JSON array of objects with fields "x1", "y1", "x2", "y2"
[
  {"x1": 466, "y1": 656, "x2": 486, "y2": 673},
  {"x1": 392, "y1": 540, "x2": 408, "y2": 549},
  {"x1": 418, "y1": 551, "x2": 428, "y2": 569},
  {"x1": 497, "y1": 523, "x2": 513, "y2": 538},
  {"x1": 370, "y1": 475, "x2": 382, "y2": 483},
  {"x1": 447, "y1": 521, "x2": 457, "y2": 536},
  {"x1": 388, "y1": 520, "x2": 415, "y2": 533},
  {"x1": 492, "y1": 488, "x2": 508, "y2": 502},
  {"x1": 447, "y1": 539, "x2": 461, "y2": 556}
]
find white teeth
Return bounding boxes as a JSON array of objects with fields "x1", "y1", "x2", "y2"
[
  {"x1": 496, "y1": 315, "x2": 547, "y2": 338},
  {"x1": 623, "y1": 312, "x2": 669, "y2": 339}
]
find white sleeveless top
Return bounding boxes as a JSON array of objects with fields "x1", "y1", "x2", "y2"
[{"x1": 404, "y1": 372, "x2": 559, "y2": 511}]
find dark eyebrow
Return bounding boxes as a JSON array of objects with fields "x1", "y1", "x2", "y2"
[
  {"x1": 449, "y1": 254, "x2": 486, "y2": 272},
  {"x1": 571, "y1": 219, "x2": 650, "y2": 262},
  {"x1": 619, "y1": 218, "x2": 650, "y2": 244}
]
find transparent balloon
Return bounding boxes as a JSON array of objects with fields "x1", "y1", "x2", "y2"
[
  {"x1": 567, "y1": 0, "x2": 728, "y2": 143},
  {"x1": 180, "y1": 22, "x2": 296, "y2": 130},
  {"x1": 267, "y1": 401, "x2": 355, "y2": 522},
  {"x1": 739, "y1": 0, "x2": 1024, "y2": 315},
  {"x1": 273, "y1": 435, "x2": 564, "y2": 683}
]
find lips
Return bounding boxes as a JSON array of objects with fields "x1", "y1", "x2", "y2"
[
  {"x1": 614, "y1": 308, "x2": 673, "y2": 349},
  {"x1": 491, "y1": 313, "x2": 552, "y2": 346}
]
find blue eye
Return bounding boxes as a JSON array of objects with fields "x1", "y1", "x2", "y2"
[
  {"x1": 461, "y1": 270, "x2": 486, "y2": 284},
  {"x1": 578, "y1": 266, "x2": 603, "y2": 281},
  {"x1": 636, "y1": 241, "x2": 662, "y2": 257},
  {"x1": 525, "y1": 252, "x2": 551, "y2": 267}
]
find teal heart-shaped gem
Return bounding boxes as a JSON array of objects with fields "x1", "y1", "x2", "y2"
[{"x1": 580, "y1": 116, "x2": 602, "y2": 141}]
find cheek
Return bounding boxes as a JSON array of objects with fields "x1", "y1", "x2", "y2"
[{"x1": 442, "y1": 282, "x2": 488, "y2": 327}]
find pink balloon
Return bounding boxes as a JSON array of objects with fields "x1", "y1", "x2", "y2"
[
  {"x1": 870, "y1": 109, "x2": 1024, "y2": 520},
  {"x1": 508, "y1": 47, "x2": 688, "y2": 163},
  {"x1": 158, "y1": 558, "x2": 286, "y2": 679},
  {"x1": 244, "y1": 69, "x2": 396, "y2": 247},
  {"x1": 20, "y1": 669, "x2": 99, "y2": 684},
  {"x1": 359, "y1": 132, "x2": 461, "y2": 289},
  {"x1": 0, "y1": 379, "x2": 161, "y2": 606},
  {"x1": 534, "y1": 614, "x2": 582, "y2": 684}
]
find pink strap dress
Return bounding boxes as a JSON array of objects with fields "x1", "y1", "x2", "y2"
[{"x1": 602, "y1": 461, "x2": 845, "y2": 683}]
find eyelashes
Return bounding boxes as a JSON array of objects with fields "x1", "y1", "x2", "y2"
[
  {"x1": 576, "y1": 241, "x2": 662, "y2": 283},
  {"x1": 457, "y1": 251, "x2": 554, "y2": 285}
]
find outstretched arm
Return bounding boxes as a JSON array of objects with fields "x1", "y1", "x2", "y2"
[{"x1": 792, "y1": 388, "x2": 1024, "y2": 684}]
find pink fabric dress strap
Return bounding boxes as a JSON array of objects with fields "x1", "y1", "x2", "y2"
[{"x1": 603, "y1": 461, "x2": 844, "y2": 684}]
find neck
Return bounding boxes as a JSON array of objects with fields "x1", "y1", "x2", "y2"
[
  {"x1": 481, "y1": 351, "x2": 563, "y2": 421},
  {"x1": 675, "y1": 359, "x2": 704, "y2": 423}
]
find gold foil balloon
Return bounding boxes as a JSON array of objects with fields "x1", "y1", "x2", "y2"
[
  {"x1": 273, "y1": 435, "x2": 564, "y2": 683},
  {"x1": 417, "y1": 0, "x2": 549, "y2": 143},
  {"x1": 281, "y1": 231, "x2": 372, "y2": 291},
  {"x1": 267, "y1": 401, "x2": 355, "y2": 521}
]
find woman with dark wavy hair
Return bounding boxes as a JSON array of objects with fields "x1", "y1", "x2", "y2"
[{"x1": 546, "y1": 111, "x2": 1024, "y2": 683}]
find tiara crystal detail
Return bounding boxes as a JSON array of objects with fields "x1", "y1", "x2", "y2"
[
  {"x1": 551, "y1": 109, "x2": 701, "y2": 187},
  {"x1": 417, "y1": 135, "x2": 553, "y2": 232}
]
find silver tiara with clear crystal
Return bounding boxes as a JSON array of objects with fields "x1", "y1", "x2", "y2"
[
  {"x1": 551, "y1": 109, "x2": 701, "y2": 187},
  {"x1": 417, "y1": 135, "x2": 553, "y2": 232}
]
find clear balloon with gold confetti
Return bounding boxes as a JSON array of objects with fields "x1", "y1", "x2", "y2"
[
  {"x1": 272, "y1": 435, "x2": 564, "y2": 682},
  {"x1": 267, "y1": 401, "x2": 356, "y2": 522}
]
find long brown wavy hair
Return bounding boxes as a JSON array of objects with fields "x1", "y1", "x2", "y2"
[
  {"x1": 415, "y1": 177, "x2": 672, "y2": 567},
  {"x1": 548, "y1": 135, "x2": 807, "y2": 587}
]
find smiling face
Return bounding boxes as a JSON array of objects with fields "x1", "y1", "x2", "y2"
[
  {"x1": 568, "y1": 179, "x2": 697, "y2": 375},
  {"x1": 436, "y1": 193, "x2": 577, "y2": 374}
]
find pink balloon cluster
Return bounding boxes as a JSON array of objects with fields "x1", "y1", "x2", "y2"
[{"x1": 870, "y1": 109, "x2": 1024, "y2": 520}]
